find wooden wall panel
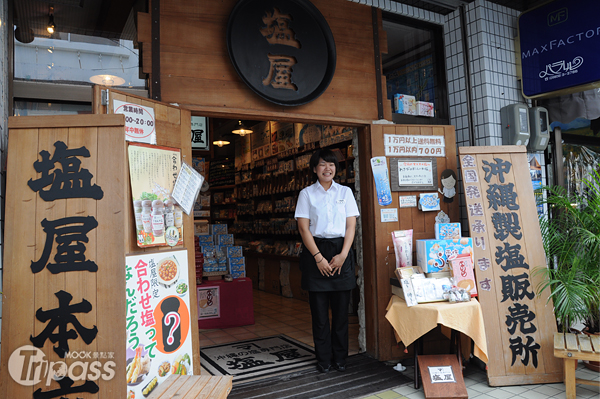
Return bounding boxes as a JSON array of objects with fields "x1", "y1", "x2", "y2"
[
  {"x1": 368, "y1": 124, "x2": 459, "y2": 361},
  {"x1": 92, "y1": 86, "x2": 201, "y2": 375},
  {"x1": 1, "y1": 115, "x2": 126, "y2": 399},
  {"x1": 138, "y1": 0, "x2": 382, "y2": 123}
]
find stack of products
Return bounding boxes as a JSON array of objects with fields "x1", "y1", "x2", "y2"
[
  {"x1": 194, "y1": 236, "x2": 203, "y2": 284},
  {"x1": 197, "y1": 224, "x2": 246, "y2": 279}
]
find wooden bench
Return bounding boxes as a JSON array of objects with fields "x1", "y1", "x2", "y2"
[
  {"x1": 553, "y1": 332, "x2": 600, "y2": 399},
  {"x1": 146, "y1": 375, "x2": 233, "y2": 399}
]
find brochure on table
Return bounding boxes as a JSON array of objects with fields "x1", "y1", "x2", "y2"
[
  {"x1": 125, "y1": 250, "x2": 193, "y2": 398},
  {"x1": 128, "y1": 143, "x2": 183, "y2": 247}
]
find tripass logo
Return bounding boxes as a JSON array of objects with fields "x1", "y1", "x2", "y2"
[
  {"x1": 8, "y1": 345, "x2": 116, "y2": 387},
  {"x1": 547, "y1": 7, "x2": 567, "y2": 26}
]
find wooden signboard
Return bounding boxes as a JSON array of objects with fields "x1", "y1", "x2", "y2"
[
  {"x1": 1, "y1": 115, "x2": 126, "y2": 398},
  {"x1": 458, "y1": 146, "x2": 563, "y2": 386},
  {"x1": 417, "y1": 354, "x2": 468, "y2": 399}
]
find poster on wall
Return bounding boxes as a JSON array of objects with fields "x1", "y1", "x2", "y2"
[
  {"x1": 191, "y1": 116, "x2": 209, "y2": 150},
  {"x1": 198, "y1": 286, "x2": 220, "y2": 319},
  {"x1": 114, "y1": 99, "x2": 156, "y2": 145},
  {"x1": 125, "y1": 250, "x2": 194, "y2": 398},
  {"x1": 128, "y1": 143, "x2": 183, "y2": 247}
]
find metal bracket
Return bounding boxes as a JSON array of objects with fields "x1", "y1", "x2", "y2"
[{"x1": 101, "y1": 89, "x2": 109, "y2": 106}]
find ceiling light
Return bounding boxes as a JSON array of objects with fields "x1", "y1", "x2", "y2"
[
  {"x1": 213, "y1": 140, "x2": 230, "y2": 147},
  {"x1": 47, "y1": 7, "x2": 55, "y2": 34},
  {"x1": 232, "y1": 120, "x2": 253, "y2": 136},
  {"x1": 89, "y1": 74, "x2": 126, "y2": 86}
]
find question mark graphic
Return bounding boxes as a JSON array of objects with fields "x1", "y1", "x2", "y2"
[{"x1": 164, "y1": 311, "x2": 181, "y2": 346}]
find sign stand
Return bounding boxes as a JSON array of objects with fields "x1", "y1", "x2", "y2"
[{"x1": 417, "y1": 354, "x2": 468, "y2": 399}]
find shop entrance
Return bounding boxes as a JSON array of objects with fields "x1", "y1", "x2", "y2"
[{"x1": 194, "y1": 117, "x2": 364, "y2": 373}]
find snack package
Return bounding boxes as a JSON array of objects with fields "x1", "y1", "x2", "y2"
[{"x1": 392, "y1": 229, "x2": 413, "y2": 268}]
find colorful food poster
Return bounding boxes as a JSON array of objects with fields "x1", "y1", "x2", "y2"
[
  {"x1": 128, "y1": 143, "x2": 183, "y2": 247},
  {"x1": 125, "y1": 250, "x2": 194, "y2": 399},
  {"x1": 114, "y1": 99, "x2": 157, "y2": 145},
  {"x1": 171, "y1": 162, "x2": 204, "y2": 216}
]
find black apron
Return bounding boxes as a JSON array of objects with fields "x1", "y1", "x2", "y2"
[{"x1": 300, "y1": 237, "x2": 356, "y2": 292}]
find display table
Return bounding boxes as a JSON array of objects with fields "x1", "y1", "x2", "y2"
[
  {"x1": 197, "y1": 277, "x2": 254, "y2": 329},
  {"x1": 385, "y1": 295, "x2": 488, "y2": 389}
]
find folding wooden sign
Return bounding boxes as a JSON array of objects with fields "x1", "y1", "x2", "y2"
[
  {"x1": 1, "y1": 115, "x2": 126, "y2": 398},
  {"x1": 458, "y1": 146, "x2": 562, "y2": 386}
]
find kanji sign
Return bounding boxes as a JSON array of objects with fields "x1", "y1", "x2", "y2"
[
  {"x1": 459, "y1": 146, "x2": 562, "y2": 386},
  {"x1": 114, "y1": 99, "x2": 156, "y2": 144}
]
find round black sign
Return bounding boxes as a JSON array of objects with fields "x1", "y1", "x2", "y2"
[{"x1": 227, "y1": 0, "x2": 336, "y2": 106}]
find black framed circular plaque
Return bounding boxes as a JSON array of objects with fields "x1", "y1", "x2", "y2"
[{"x1": 227, "y1": 0, "x2": 336, "y2": 106}]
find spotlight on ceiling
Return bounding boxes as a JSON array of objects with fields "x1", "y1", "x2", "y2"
[
  {"x1": 47, "y1": 7, "x2": 55, "y2": 34},
  {"x1": 231, "y1": 120, "x2": 253, "y2": 136}
]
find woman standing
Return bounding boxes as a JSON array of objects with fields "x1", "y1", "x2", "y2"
[{"x1": 294, "y1": 148, "x2": 360, "y2": 373}]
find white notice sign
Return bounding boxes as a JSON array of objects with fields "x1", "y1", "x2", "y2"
[
  {"x1": 428, "y1": 366, "x2": 456, "y2": 383},
  {"x1": 399, "y1": 195, "x2": 417, "y2": 208},
  {"x1": 380, "y1": 208, "x2": 398, "y2": 222},
  {"x1": 397, "y1": 160, "x2": 434, "y2": 186},
  {"x1": 172, "y1": 162, "x2": 205, "y2": 216},
  {"x1": 113, "y1": 99, "x2": 156, "y2": 144},
  {"x1": 384, "y1": 134, "x2": 445, "y2": 157}
]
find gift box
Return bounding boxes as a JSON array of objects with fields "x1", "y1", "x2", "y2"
[
  {"x1": 211, "y1": 224, "x2": 228, "y2": 235},
  {"x1": 416, "y1": 101, "x2": 435, "y2": 117},
  {"x1": 231, "y1": 270, "x2": 246, "y2": 279},
  {"x1": 434, "y1": 223, "x2": 461, "y2": 240},
  {"x1": 416, "y1": 238, "x2": 473, "y2": 273},
  {"x1": 394, "y1": 94, "x2": 416, "y2": 115},
  {"x1": 197, "y1": 234, "x2": 214, "y2": 244},
  {"x1": 226, "y1": 246, "x2": 243, "y2": 258},
  {"x1": 228, "y1": 257, "x2": 245, "y2": 266},
  {"x1": 217, "y1": 234, "x2": 234, "y2": 246}
]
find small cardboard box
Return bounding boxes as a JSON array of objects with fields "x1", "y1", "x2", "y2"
[
  {"x1": 231, "y1": 270, "x2": 246, "y2": 279},
  {"x1": 434, "y1": 223, "x2": 461, "y2": 240},
  {"x1": 226, "y1": 246, "x2": 243, "y2": 258},
  {"x1": 394, "y1": 94, "x2": 417, "y2": 115},
  {"x1": 197, "y1": 234, "x2": 214, "y2": 244},
  {"x1": 228, "y1": 256, "x2": 245, "y2": 266},
  {"x1": 194, "y1": 220, "x2": 210, "y2": 235},
  {"x1": 416, "y1": 101, "x2": 435, "y2": 117},
  {"x1": 416, "y1": 238, "x2": 473, "y2": 273},
  {"x1": 211, "y1": 224, "x2": 228, "y2": 235}
]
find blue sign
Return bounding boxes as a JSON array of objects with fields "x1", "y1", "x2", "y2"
[{"x1": 518, "y1": 0, "x2": 600, "y2": 98}]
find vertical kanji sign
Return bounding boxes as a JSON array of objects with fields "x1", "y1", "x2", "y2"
[
  {"x1": 1, "y1": 115, "x2": 126, "y2": 398},
  {"x1": 459, "y1": 146, "x2": 562, "y2": 386}
]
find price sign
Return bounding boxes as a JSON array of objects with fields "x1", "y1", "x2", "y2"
[{"x1": 113, "y1": 99, "x2": 156, "y2": 144}]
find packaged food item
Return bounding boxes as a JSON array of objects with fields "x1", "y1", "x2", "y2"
[
  {"x1": 434, "y1": 222, "x2": 461, "y2": 240},
  {"x1": 416, "y1": 101, "x2": 434, "y2": 117},
  {"x1": 450, "y1": 253, "x2": 478, "y2": 297},
  {"x1": 416, "y1": 237, "x2": 473, "y2": 273},
  {"x1": 392, "y1": 229, "x2": 413, "y2": 268},
  {"x1": 394, "y1": 94, "x2": 417, "y2": 115}
]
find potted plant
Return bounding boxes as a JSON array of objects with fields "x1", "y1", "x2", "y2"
[{"x1": 535, "y1": 170, "x2": 600, "y2": 343}]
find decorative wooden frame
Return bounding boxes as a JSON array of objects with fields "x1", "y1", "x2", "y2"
[{"x1": 390, "y1": 157, "x2": 438, "y2": 192}]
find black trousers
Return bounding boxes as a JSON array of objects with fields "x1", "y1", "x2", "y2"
[{"x1": 308, "y1": 289, "x2": 352, "y2": 367}]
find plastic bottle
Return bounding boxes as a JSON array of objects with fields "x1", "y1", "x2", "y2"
[
  {"x1": 174, "y1": 205, "x2": 183, "y2": 228},
  {"x1": 141, "y1": 201, "x2": 152, "y2": 234},
  {"x1": 164, "y1": 199, "x2": 175, "y2": 228},
  {"x1": 133, "y1": 200, "x2": 143, "y2": 231}
]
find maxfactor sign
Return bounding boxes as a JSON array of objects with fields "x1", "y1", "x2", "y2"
[{"x1": 518, "y1": 0, "x2": 600, "y2": 98}]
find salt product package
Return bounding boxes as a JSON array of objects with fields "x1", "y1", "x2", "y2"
[
  {"x1": 392, "y1": 229, "x2": 413, "y2": 268},
  {"x1": 370, "y1": 156, "x2": 392, "y2": 206}
]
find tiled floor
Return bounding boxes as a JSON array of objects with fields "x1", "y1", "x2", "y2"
[
  {"x1": 360, "y1": 359, "x2": 600, "y2": 399},
  {"x1": 199, "y1": 290, "x2": 599, "y2": 398},
  {"x1": 198, "y1": 289, "x2": 360, "y2": 355}
]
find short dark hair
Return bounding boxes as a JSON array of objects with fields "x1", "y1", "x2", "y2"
[
  {"x1": 309, "y1": 149, "x2": 339, "y2": 182},
  {"x1": 440, "y1": 169, "x2": 457, "y2": 181}
]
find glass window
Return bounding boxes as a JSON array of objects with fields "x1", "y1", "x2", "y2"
[{"x1": 382, "y1": 14, "x2": 448, "y2": 120}]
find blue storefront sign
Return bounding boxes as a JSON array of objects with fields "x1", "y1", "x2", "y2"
[{"x1": 518, "y1": 0, "x2": 600, "y2": 98}]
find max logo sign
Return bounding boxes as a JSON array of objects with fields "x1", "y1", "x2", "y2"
[
  {"x1": 154, "y1": 296, "x2": 190, "y2": 354},
  {"x1": 547, "y1": 7, "x2": 567, "y2": 26}
]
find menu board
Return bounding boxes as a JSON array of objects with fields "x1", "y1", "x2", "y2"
[
  {"x1": 125, "y1": 250, "x2": 194, "y2": 398},
  {"x1": 128, "y1": 143, "x2": 183, "y2": 247}
]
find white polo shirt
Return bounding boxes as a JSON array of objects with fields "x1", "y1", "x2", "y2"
[{"x1": 294, "y1": 181, "x2": 360, "y2": 238}]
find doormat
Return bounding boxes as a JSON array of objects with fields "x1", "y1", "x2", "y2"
[
  {"x1": 200, "y1": 335, "x2": 317, "y2": 382},
  {"x1": 228, "y1": 353, "x2": 413, "y2": 399}
]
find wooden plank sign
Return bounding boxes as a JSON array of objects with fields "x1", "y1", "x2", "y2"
[
  {"x1": 1, "y1": 115, "x2": 126, "y2": 398},
  {"x1": 458, "y1": 146, "x2": 563, "y2": 386}
]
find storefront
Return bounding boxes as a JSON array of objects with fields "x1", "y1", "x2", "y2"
[{"x1": 2, "y1": 0, "x2": 597, "y2": 396}]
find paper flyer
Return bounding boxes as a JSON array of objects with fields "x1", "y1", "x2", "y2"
[
  {"x1": 114, "y1": 99, "x2": 157, "y2": 145},
  {"x1": 125, "y1": 250, "x2": 193, "y2": 398},
  {"x1": 172, "y1": 162, "x2": 205, "y2": 216},
  {"x1": 370, "y1": 156, "x2": 393, "y2": 206},
  {"x1": 128, "y1": 143, "x2": 184, "y2": 247}
]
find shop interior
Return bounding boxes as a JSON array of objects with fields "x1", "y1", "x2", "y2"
[{"x1": 193, "y1": 118, "x2": 361, "y2": 359}]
